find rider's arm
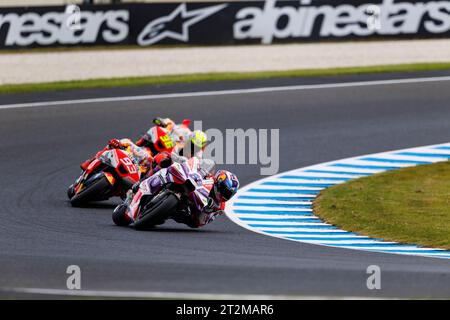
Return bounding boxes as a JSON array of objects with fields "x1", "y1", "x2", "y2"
[
  {"x1": 192, "y1": 198, "x2": 226, "y2": 228},
  {"x1": 119, "y1": 138, "x2": 133, "y2": 147},
  {"x1": 107, "y1": 138, "x2": 123, "y2": 149},
  {"x1": 196, "y1": 209, "x2": 225, "y2": 227},
  {"x1": 94, "y1": 139, "x2": 120, "y2": 158},
  {"x1": 171, "y1": 152, "x2": 187, "y2": 164}
]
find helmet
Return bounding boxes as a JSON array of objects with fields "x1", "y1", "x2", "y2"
[
  {"x1": 164, "y1": 118, "x2": 175, "y2": 134},
  {"x1": 213, "y1": 170, "x2": 239, "y2": 201},
  {"x1": 191, "y1": 130, "x2": 208, "y2": 149},
  {"x1": 179, "y1": 130, "x2": 208, "y2": 158},
  {"x1": 153, "y1": 117, "x2": 175, "y2": 134}
]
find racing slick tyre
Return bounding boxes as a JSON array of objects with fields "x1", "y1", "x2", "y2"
[
  {"x1": 67, "y1": 185, "x2": 75, "y2": 199},
  {"x1": 69, "y1": 175, "x2": 110, "y2": 207},
  {"x1": 133, "y1": 190, "x2": 179, "y2": 230},
  {"x1": 112, "y1": 204, "x2": 132, "y2": 226}
]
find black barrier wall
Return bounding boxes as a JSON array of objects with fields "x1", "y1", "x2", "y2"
[{"x1": 0, "y1": 0, "x2": 449, "y2": 49}]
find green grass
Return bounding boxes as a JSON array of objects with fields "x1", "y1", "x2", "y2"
[
  {"x1": 314, "y1": 161, "x2": 450, "y2": 250},
  {"x1": 1, "y1": 62, "x2": 450, "y2": 95}
]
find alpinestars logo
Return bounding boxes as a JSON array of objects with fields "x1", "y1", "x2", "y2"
[{"x1": 137, "y1": 3, "x2": 227, "y2": 46}]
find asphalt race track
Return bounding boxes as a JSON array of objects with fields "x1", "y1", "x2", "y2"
[{"x1": 0, "y1": 71, "x2": 449, "y2": 298}]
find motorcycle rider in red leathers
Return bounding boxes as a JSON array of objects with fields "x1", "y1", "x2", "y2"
[
  {"x1": 136, "y1": 117, "x2": 191, "y2": 153},
  {"x1": 80, "y1": 138, "x2": 153, "y2": 176},
  {"x1": 140, "y1": 117, "x2": 209, "y2": 178},
  {"x1": 138, "y1": 117, "x2": 207, "y2": 159}
]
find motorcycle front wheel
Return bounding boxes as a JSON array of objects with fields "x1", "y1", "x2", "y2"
[
  {"x1": 133, "y1": 190, "x2": 179, "y2": 230},
  {"x1": 112, "y1": 203, "x2": 132, "y2": 226},
  {"x1": 69, "y1": 175, "x2": 110, "y2": 207}
]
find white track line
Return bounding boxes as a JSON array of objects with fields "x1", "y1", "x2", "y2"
[
  {"x1": 3, "y1": 287, "x2": 390, "y2": 300},
  {"x1": 1, "y1": 76, "x2": 450, "y2": 110}
]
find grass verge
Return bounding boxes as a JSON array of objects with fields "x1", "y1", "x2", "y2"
[
  {"x1": 1, "y1": 62, "x2": 450, "y2": 95},
  {"x1": 314, "y1": 161, "x2": 450, "y2": 250}
]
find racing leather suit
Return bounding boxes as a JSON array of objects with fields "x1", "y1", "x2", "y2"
[
  {"x1": 81, "y1": 139, "x2": 153, "y2": 175},
  {"x1": 118, "y1": 139, "x2": 153, "y2": 175},
  {"x1": 140, "y1": 118, "x2": 194, "y2": 156},
  {"x1": 137, "y1": 161, "x2": 226, "y2": 228}
]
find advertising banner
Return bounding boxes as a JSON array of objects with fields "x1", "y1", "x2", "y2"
[{"x1": 0, "y1": 0, "x2": 449, "y2": 49}]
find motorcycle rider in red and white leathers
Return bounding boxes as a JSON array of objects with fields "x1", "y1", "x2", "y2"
[
  {"x1": 80, "y1": 138, "x2": 153, "y2": 176},
  {"x1": 136, "y1": 117, "x2": 191, "y2": 152},
  {"x1": 137, "y1": 117, "x2": 207, "y2": 159},
  {"x1": 138, "y1": 117, "x2": 209, "y2": 179}
]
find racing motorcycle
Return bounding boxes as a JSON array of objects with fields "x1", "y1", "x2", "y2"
[
  {"x1": 137, "y1": 123, "x2": 175, "y2": 156},
  {"x1": 67, "y1": 147, "x2": 141, "y2": 207},
  {"x1": 112, "y1": 157, "x2": 215, "y2": 229}
]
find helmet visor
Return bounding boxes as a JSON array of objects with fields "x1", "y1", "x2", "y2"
[{"x1": 218, "y1": 183, "x2": 234, "y2": 201}]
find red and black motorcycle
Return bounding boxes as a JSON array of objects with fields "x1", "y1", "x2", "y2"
[
  {"x1": 136, "y1": 121, "x2": 175, "y2": 156},
  {"x1": 67, "y1": 147, "x2": 141, "y2": 207}
]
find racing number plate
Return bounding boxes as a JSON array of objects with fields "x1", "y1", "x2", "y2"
[
  {"x1": 120, "y1": 157, "x2": 138, "y2": 174},
  {"x1": 160, "y1": 134, "x2": 174, "y2": 149}
]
